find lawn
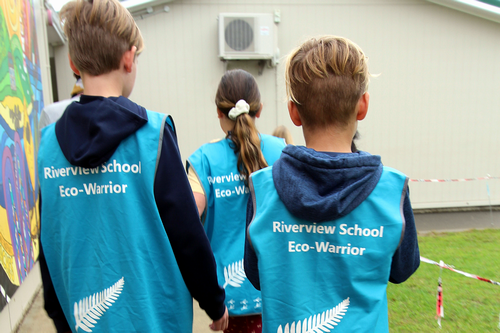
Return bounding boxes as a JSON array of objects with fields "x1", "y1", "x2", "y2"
[{"x1": 388, "y1": 229, "x2": 500, "y2": 332}]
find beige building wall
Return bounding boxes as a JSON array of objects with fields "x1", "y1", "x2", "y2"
[{"x1": 53, "y1": 0, "x2": 500, "y2": 209}]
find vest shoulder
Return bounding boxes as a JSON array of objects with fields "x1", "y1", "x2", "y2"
[
  {"x1": 199, "y1": 138, "x2": 228, "y2": 150},
  {"x1": 144, "y1": 109, "x2": 166, "y2": 120},
  {"x1": 260, "y1": 135, "x2": 286, "y2": 166},
  {"x1": 209, "y1": 137, "x2": 225, "y2": 144},
  {"x1": 40, "y1": 122, "x2": 56, "y2": 136},
  {"x1": 382, "y1": 166, "x2": 407, "y2": 179},
  {"x1": 250, "y1": 165, "x2": 273, "y2": 183},
  {"x1": 144, "y1": 110, "x2": 176, "y2": 133},
  {"x1": 260, "y1": 134, "x2": 286, "y2": 147},
  {"x1": 188, "y1": 138, "x2": 229, "y2": 163}
]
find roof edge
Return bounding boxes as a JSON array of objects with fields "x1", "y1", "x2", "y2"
[{"x1": 426, "y1": 0, "x2": 500, "y2": 24}]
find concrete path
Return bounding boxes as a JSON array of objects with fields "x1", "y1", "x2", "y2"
[
  {"x1": 15, "y1": 287, "x2": 214, "y2": 333},
  {"x1": 15, "y1": 288, "x2": 56, "y2": 333},
  {"x1": 14, "y1": 210, "x2": 500, "y2": 332}
]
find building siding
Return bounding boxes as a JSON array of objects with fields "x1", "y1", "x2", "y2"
[{"x1": 53, "y1": 0, "x2": 500, "y2": 209}]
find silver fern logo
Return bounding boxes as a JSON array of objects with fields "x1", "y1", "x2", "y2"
[
  {"x1": 74, "y1": 277, "x2": 125, "y2": 332},
  {"x1": 223, "y1": 259, "x2": 246, "y2": 288},
  {"x1": 277, "y1": 298, "x2": 350, "y2": 333}
]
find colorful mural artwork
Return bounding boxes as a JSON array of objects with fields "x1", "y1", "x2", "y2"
[{"x1": 0, "y1": 0, "x2": 43, "y2": 312}]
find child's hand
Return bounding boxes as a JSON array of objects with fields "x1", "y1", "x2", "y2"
[{"x1": 209, "y1": 306, "x2": 229, "y2": 331}]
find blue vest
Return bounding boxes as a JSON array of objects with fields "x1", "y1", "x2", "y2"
[
  {"x1": 39, "y1": 111, "x2": 193, "y2": 333},
  {"x1": 248, "y1": 166, "x2": 407, "y2": 333},
  {"x1": 187, "y1": 134, "x2": 285, "y2": 316}
]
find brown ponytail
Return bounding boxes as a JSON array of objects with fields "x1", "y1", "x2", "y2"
[{"x1": 215, "y1": 70, "x2": 268, "y2": 182}]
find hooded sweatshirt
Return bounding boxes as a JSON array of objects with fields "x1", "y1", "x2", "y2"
[
  {"x1": 39, "y1": 95, "x2": 225, "y2": 332},
  {"x1": 244, "y1": 145, "x2": 420, "y2": 290}
]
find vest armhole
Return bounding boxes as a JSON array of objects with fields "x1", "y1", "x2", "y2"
[
  {"x1": 165, "y1": 115, "x2": 176, "y2": 135},
  {"x1": 246, "y1": 176, "x2": 258, "y2": 251},
  {"x1": 397, "y1": 176, "x2": 409, "y2": 250},
  {"x1": 186, "y1": 162, "x2": 208, "y2": 225},
  {"x1": 154, "y1": 115, "x2": 168, "y2": 179}
]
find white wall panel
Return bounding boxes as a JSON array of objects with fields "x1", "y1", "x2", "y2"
[
  {"x1": 53, "y1": 0, "x2": 500, "y2": 209},
  {"x1": 53, "y1": 43, "x2": 73, "y2": 101}
]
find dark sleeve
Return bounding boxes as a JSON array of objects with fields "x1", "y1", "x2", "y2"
[
  {"x1": 154, "y1": 121, "x2": 226, "y2": 321},
  {"x1": 39, "y1": 193, "x2": 71, "y2": 333},
  {"x1": 244, "y1": 197, "x2": 261, "y2": 290},
  {"x1": 389, "y1": 187, "x2": 420, "y2": 284}
]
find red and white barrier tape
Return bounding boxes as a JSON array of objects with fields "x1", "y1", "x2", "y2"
[
  {"x1": 0, "y1": 285, "x2": 9, "y2": 303},
  {"x1": 410, "y1": 176, "x2": 500, "y2": 183},
  {"x1": 422, "y1": 257, "x2": 500, "y2": 328},
  {"x1": 421, "y1": 256, "x2": 500, "y2": 286}
]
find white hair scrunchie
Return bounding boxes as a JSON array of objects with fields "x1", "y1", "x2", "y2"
[{"x1": 228, "y1": 100, "x2": 250, "y2": 120}]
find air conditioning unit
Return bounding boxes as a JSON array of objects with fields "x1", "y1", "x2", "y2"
[{"x1": 219, "y1": 13, "x2": 278, "y2": 65}]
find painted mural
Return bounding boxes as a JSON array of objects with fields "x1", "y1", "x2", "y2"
[{"x1": 0, "y1": 0, "x2": 43, "y2": 312}]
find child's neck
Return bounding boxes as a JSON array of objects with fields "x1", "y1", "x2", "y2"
[
  {"x1": 303, "y1": 125, "x2": 355, "y2": 153},
  {"x1": 81, "y1": 71, "x2": 125, "y2": 98}
]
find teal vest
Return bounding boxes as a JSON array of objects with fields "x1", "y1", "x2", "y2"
[
  {"x1": 248, "y1": 166, "x2": 407, "y2": 333},
  {"x1": 39, "y1": 111, "x2": 193, "y2": 333},
  {"x1": 187, "y1": 134, "x2": 285, "y2": 316}
]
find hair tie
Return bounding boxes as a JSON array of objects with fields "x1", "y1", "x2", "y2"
[{"x1": 228, "y1": 100, "x2": 250, "y2": 120}]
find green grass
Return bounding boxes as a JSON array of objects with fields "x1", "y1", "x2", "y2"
[{"x1": 388, "y1": 229, "x2": 500, "y2": 332}]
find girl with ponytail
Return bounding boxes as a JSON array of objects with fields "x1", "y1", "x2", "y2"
[{"x1": 187, "y1": 69, "x2": 286, "y2": 333}]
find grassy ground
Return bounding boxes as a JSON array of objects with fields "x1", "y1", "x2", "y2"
[{"x1": 388, "y1": 229, "x2": 500, "y2": 332}]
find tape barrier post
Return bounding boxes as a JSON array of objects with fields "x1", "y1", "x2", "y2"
[
  {"x1": 436, "y1": 261, "x2": 444, "y2": 328},
  {"x1": 421, "y1": 257, "x2": 500, "y2": 328}
]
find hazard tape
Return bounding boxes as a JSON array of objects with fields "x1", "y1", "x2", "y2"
[
  {"x1": 410, "y1": 176, "x2": 500, "y2": 183},
  {"x1": 420, "y1": 256, "x2": 500, "y2": 286},
  {"x1": 0, "y1": 285, "x2": 10, "y2": 303}
]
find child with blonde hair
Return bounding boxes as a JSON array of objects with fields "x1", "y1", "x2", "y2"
[
  {"x1": 38, "y1": 0, "x2": 227, "y2": 331},
  {"x1": 245, "y1": 36, "x2": 420, "y2": 333},
  {"x1": 272, "y1": 125, "x2": 294, "y2": 145},
  {"x1": 187, "y1": 69, "x2": 286, "y2": 333}
]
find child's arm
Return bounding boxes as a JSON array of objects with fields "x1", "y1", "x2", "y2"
[
  {"x1": 154, "y1": 123, "x2": 227, "y2": 321},
  {"x1": 39, "y1": 194, "x2": 72, "y2": 333},
  {"x1": 244, "y1": 197, "x2": 261, "y2": 290},
  {"x1": 389, "y1": 189, "x2": 420, "y2": 283},
  {"x1": 186, "y1": 167, "x2": 206, "y2": 217},
  {"x1": 39, "y1": 246, "x2": 71, "y2": 332}
]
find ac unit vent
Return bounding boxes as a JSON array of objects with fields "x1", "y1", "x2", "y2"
[
  {"x1": 225, "y1": 19, "x2": 254, "y2": 52},
  {"x1": 219, "y1": 13, "x2": 277, "y2": 65}
]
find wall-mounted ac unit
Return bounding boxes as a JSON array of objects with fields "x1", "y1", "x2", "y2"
[{"x1": 219, "y1": 13, "x2": 278, "y2": 65}]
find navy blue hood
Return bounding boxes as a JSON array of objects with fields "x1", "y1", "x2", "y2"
[
  {"x1": 272, "y1": 145, "x2": 383, "y2": 222},
  {"x1": 55, "y1": 95, "x2": 148, "y2": 168}
]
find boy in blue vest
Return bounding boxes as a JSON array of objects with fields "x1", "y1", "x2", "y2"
[
  {"x1": 244, "y1": 36, "x2": 420, "y2": 333},
  {"x1": 38, "y1": 0, "x2": 228, "y2": 332}
]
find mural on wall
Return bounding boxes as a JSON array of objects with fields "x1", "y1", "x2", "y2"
[{"x1": 0, "y1": 0, "x2": 43, "y2": 312}]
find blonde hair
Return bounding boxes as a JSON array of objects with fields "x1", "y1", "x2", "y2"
[
  {"x1": 285, "y1": 36, "x2": 370, "y2": 128},
  {"x1": 60, "y1": 0, "x2": 144, "y2": 76},
  {"x1": 215, "y1": 69, "x2": 267, "y2": 182},
  {"x1": 272, "y1": 125, "x2": 294, "y2": 145}
]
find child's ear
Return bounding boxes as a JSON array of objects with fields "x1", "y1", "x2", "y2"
[
  {"x1": 288, "y1": 100, "x2": 302, "y2": 126},
  {"x1": 216, "y1": 108, "x2": 224, "y2": 119},
  {"x1": 255, "y1": 103, "x2": 263, "y2": 118},
  {"x1": 68, "y1": 55, "x2": 81, "y2": 76},
  {"x1": 122, "y1": 46, "x2": 137, "y2": 73},
  {"x1": 356, "y1": 92, "x2": 369, "y2": 121}
]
